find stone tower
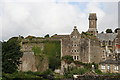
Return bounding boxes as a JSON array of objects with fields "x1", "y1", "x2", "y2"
[{"x1": 88, "y1": 13, "x2": 98, "y2": 36}]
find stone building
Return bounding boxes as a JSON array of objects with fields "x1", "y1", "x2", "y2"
[
  {"x1": 56, "y1": 13, "x2": 104, "y2": 64},
  {"x1": 59, "y1": 26, "x2": 104, "y2": 63},
  {"x1": 19, "y1": 39, "x2": 49, "y2": 72},
  {"x1": 88, "y1": 13, "x2": 98, "y2": 36},
  {"x1": 99, "y1": 60, "x2": 120, "y2": 73},
  {"x1": 98, "y1": 29, "x2": 120, "y2": 73},
  {"x1": 53, "y1": 13, "x2": 120, "y2": 73},
  {"x1": 19, "y1": 13, "x2": 120, "y2": 73}
]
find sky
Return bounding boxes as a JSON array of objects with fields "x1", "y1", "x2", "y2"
[{"x1": 0, "y1": 0, "x2": 119, "y2": 40}]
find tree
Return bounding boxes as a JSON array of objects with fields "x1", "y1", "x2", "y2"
[
  {"x1": 2, "y1": 37, "x2": 23, "y2": 73},
  {"x1": 25, "y1": 35, "x2": 36, "y2": 40},
  {"x1": 44, "y1": 34, "x2": 50, "y2": 38},
  {"x1": 114, "y1": 28, "x2": 120, "y2": 33},
  {"x1": 106, "y1": 29, "x2": 113, "y2": 33}
]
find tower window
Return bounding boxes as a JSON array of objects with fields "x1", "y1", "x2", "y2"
[{"x1": 91, "y1": 21, "x2": 94, "y2": 25}]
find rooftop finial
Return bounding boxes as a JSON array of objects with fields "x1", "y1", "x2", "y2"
[{"x1": 74, "y1": 26, "x2": 77, "y2": 29}]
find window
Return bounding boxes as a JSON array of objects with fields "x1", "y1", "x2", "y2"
[
  {"x1": 74, "y1": 56, "x2": 76, "y2": 60},
  {"x1": 71, "y1": 50, "x2": 73, "y2": 53},
  {"x1": 73, "y1": 36, "x2": 77, "y2": 38},
  {"x1": 73, "y1": 36, "x2": 75, "y2": 38},
  {"x1": 101, "y1": 65, "x2": 105, "y2": 69},
  {"x1": 74, "y1": 50, "x2": 76, "y2": 52},
  {"x1": 77, "y1": 50, "x2": 79, "y2": 52},
  {"x1": 108, "y1": 40, "x2": 111, "y2": 46},
  {"x1": 115, "y1": 66, "x2": 119, "y2": 71},
  {"x1": 107, "y1": 65, "x2": 110, "y2": 70},
  {"x1": 77, "y1": 56, "x2": 79, "y2": 60},
  {"x1": 73, "y1": 56, "x2": 79, "y2": 60},
  {"x1": 103, "y1": 41, "x2": 105, "y2": 46},
  {"x1": 74, "y1": 44, "x2": 76, "y2": 46}
]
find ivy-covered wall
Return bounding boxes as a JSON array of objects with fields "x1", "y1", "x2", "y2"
[
  {"x1": 43, "y1": 40, "x2": 61, "y2": 70},
  {"x1": 32, "y1": 40, "x2": 61, "y2": 70}
]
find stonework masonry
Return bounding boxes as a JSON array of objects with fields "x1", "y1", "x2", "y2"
[{"x1": 19, "y1": 13, "x2": 120, "y2": 73}]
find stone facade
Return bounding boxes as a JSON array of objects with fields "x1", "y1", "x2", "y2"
[
  {"x1": 19, "y1": 13, "x2": 120, "y2": 73},
  {"x1": 99, "y1": 60, "x2": 120, "y2": 73},
  {"x1": 19, "y1": 40, "x2": 49, "y2": 72},
  {"x1": 60, "y1": 26, "x2": 104, "y2": 63},
  {"x1": 88, "y1": 13, "x2": 98, "y2": 36}
]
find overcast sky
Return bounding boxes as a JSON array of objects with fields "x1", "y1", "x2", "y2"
[{"x1": 1, "y1": 0, "x2": 119, "y2": 40}]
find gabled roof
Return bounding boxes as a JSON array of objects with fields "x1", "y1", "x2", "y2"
[
  {"x1": 70, "y1": 26, "x2": 80, "y2": 36},
  {"x1": 97, "y1": 33, "x2": 118, "y2": 41}
]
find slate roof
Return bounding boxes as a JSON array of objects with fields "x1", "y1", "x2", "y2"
[
  {"x1": 97, "y1": 33, "x2": 118, "y2": 41},
  {"x1": 99, "y1": 59, "x2": 120, "y2": 65}
]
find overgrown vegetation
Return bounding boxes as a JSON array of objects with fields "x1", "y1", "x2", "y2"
[
  {"x1": 32, "y1": 46, "x2": 42, "y2": 55},
  {"x1": 64, "y1": 68, "x2": 90, "y2": 78},
  {"x1": 31, "y1": 40, "x2": 61, "y2": 71},
  {"x1": 2, "y1": 37, "x2": 23, "y2": 73},
  {"x1": 62, "y1": 55, "x2": 74, "y2": 64},
  {"x1": 2, "y1": 69, "x2": 54, "y2": 80},
  {"x1": 43, "y1": 40, "x2": 61, "y2": 70}
]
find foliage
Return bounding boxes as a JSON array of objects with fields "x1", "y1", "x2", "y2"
[
  {"x1": 2, "y1": 37, "x2": 23, "y2": 73},
  {"x1": 114, "y1": 28, "x2": 120, "y2": 33},
  {"x1": 32, "y1": 46, "x2": 42, "y2": 55},
  {"x1": 62, "y1": 55, "x2": 74, "y2": 64},
  {"x1": 31, "y1": 40, "x2": 61, "y2": 71},
  {"x1": 106, "y1": 29, "x2": 113, "y2": 33},
  {"x1": 84, "y1": 62, "x2": 98, "y2": 69},
  {"x1": 44, "y1": 34, "x2": 50, "y2": 38},
  {"x1": 64, "y1": 68, "x2": 89, "y2": 78},
  {"x1": 2, "y1": 69, "x2": 55, "y2": 79},
  {"x1": 42, "y1": 69, "x2": 53, "y2": 75},
  {"x1": 43, "y1": 40, "x2": 61, "y2": 70},
  {"x1": 25, "y1": 35, "x2": 36, "y2": 40},
  {"x1": 74, "y1": 61, "x2": 84, "y2": 65},
  {"x1": 2, "y1": 72, "x2": 42, "y2": 79},
  {"x1": 95, "y1": 69, "x2": 102, "y2": 74},
  {"x1": 82, "y1": 32, "x2": 93, "y2": 36}
]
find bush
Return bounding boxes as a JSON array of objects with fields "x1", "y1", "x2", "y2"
[
  {"x1": 42, "y1": 69, "x2": 53, "y2": 75},
  {"x1": 95, "y1": 69, "x2": 102, "y2": 74},
  {"x1": 43, "y1": 41, "x2": 61, "y2": 70},
  {"x1": 64, "y1": 68, "x2": 89, "y2": 78},
  {"x1": 62, "y1": 55, "x2": 74, "y2": 64}
]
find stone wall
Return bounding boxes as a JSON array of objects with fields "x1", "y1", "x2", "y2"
[{"x1": 19, "y1": 40, "x2": 49, "y2": 72}]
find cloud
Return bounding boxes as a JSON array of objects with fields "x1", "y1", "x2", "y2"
[{"x1": 1, "y1": 0, "x2": 118, "y2": 40}]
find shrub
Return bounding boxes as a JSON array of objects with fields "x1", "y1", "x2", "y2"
[
  {"x1": 95, "y1": 69, "x2": 102, "y2": 74},
  {"x1": 62, "y1": 55, "x2": 74, "y2": 64}
]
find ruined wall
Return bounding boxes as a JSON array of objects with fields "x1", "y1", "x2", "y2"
[
  {"x1": 19, "y1": 52, "x2": 37, "y2": 72},
  {"x1": 19, "y1": 39, "x2": 61, "y2": 72},
  {"x1": 19, "y1": 40, "x2": 49, "y2": 72}
]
